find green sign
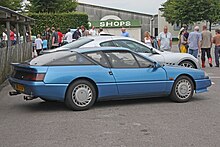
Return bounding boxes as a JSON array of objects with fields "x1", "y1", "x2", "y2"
[{"x1": 88, "y1": 20, "x2": 141, "y2": 28}]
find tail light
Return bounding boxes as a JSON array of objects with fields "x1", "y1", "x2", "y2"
[
  {"x1": 12, "y1": 70, "x2": 45, "y2": 81},
  {"x1": 25, "y1": 73, "x2": 45, "y2": 81}
]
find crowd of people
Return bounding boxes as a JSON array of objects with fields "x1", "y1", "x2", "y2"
[
  {"x1": 0, "y1": 28, "x2": 19, "y2": 47},
  {"x1": 4, "y1": 24, "x2": 217, "y2": 67},
  {"x1": 32, "y1": 25, "x2": 131, "y2": 56},
  {"x1": 144, "y1": 25, "x2": 220, "y2": 68},
  {"x1": 177, "y1": 25, "x2": 220, "y2": 68}
]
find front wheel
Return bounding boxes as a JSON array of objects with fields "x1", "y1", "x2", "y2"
[
  {"x1": 170, "y1": 76, "x2": 194, "y2": 103},
  {"x1": 65, "y1": 80, "x2": 97, "y2": 111},
  {"x1": 179, "y1": 60, "x2": 196, "y2": 69}
]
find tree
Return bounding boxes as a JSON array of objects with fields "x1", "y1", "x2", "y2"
[
  {"x1": 0, "y1": 0, "x2": 22, "y2": 11},
  {"x1": 29, "y1": 0, "x2": 78, "y2": 13},
  {"x1": 161, "y1": 0, "x2": 220, "y2": 30}
]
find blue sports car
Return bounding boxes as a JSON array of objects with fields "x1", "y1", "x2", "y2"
[{"x1": 9, "y1": 47, "x2": 212, "y2": 110}]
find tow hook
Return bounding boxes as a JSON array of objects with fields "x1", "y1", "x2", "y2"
[
  {"x1": 24, "y1": 95, "x2": 37, "y2": 101},
  {"x1": 9, "y1": 91, "x2": 21, "y2": 96}
]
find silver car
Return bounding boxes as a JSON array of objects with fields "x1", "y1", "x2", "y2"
[{"x1": 45, "y1": 36, "x2": 200, "y2": 68}]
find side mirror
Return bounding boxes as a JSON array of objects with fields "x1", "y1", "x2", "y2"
[
  {"x1": 150, "y1": 48, "x2": 158, "y2": 54},
  {"x1": 153, "y1": 61, "x2": 161, "y2": 68},
  {"x1": 150, "y1": 48, "x2": 153, "y2": 53}
]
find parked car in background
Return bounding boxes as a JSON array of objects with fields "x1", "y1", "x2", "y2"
[
  {"x1": 45, "y1": 36, "x2": 200, "y2": 69},
  {"x1": 9, "y1": 47, "x2": 211, "y2": 111}
]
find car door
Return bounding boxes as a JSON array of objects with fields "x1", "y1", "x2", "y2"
[
  {"x1": 83, "y1": 51, "x2": 119, "y2": 98},
  {"x1": 103, "y1": 50, "x2": 167, "y2": 96}
]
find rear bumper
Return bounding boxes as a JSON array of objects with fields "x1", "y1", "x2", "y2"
[
  {"x1": 195, "y1": 78, "x2": 212, "y2": 93},
  {"x1": 9, "y1": 77, "x2": 68, "y2": 101}
]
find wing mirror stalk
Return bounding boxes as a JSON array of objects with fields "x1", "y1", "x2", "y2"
[
  {"x1": 150, "y1": 48, "x2": 158, "y2": 54},
  {"x1": 153, "y1": 62, "x2": 161, "y2": 68}
]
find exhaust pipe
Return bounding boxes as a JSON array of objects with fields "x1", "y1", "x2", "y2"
[
  {"x1": 9, "y1": 91, "x2": 21, "y2": 96},
  {"x1": 24, "y1": 95, "x2": 37, "y2": 101}
]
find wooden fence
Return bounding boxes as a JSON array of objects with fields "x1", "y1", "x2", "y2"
[{"x1": 0, "y1": 43, "x2": 32, "y2": 84}]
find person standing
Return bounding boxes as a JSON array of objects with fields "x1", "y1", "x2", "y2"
[
  {"x1": 42, "y1": 37, "x2": 48, "y2": 50},
  {"x1": 201, "y1": 25, "x2": 213, "y2": 68},
  {"x1": 213, "y1": 29, "x2": 220, "y2": 67},
  {"x1": 158, "y1": 26, "x2": 172, "y2": 51},
  {"x1": 64, "y1": 28, "x2": 73, "y2": 43},
  {"x1": 121, "y1": 28, "x2": 129, "y2": 37},
  {"x1": 183, "y1": 28, "x2": 189, "y2": 41},
  {"x1": 51, "y1": 27, "x2": 59, "y2": 49},
  {"x1": 57, "y1": 28, "x2": 63, "y2": 46},
  {"x1": 89, "y1": 26, "x2": 97, "y2": 36},
  {"x1": 179, "y1": 29, "x2": 188, "y2": 53},
  {"x1": 188, "y1": 26, "x2": 202, "y2": 58},
  {"x1": 34, "y1": 34, "x2": 43, "y2": 56},
  {"x1": 13, "y1": 28, "x2": 17, "y2": 45},
  {"x1": 80, "y1": 25, "x2": 89, "y2": 37},
  {"x1": 42, "y1": 27, "x2": 51, "y2": 49},
  {"x1": 10, "y1": 30, "x2": 15, "y2": 45},
  {"x1": 178, "y1": 27, "x2": 185, "y2": 50},
  {"x1": 144, "y1": 31, "x2": 152, "y2": 47},
  {"x1": 2, "y1": 29, "x2": 8, "y2": 47},
  {"x1": 183, "y1": 28, "x2": 189, "y2": 52},
  {"x1": 73, "y1": 27, "x2": 81, "y2": 40}
]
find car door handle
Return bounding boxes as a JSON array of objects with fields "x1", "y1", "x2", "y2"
[{"x1": 109, "y1": 71, "x2": 113, "y2": 75}]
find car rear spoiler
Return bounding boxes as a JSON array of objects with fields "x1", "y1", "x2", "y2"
[{"x1": 11, "y1": 63, "x2": 48, "y2": 73}]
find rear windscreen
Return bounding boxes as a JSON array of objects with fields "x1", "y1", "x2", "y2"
[{"x1": 61, "y1": 38, "x2": 94, "y2": 49}]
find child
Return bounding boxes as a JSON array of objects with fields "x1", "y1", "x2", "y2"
[
  {"x1": 34, "y1": 34, "x2": 43, "y2": 56},
  {"x1": 42, "y1": 36, "x2": 48, "y2": 50}
]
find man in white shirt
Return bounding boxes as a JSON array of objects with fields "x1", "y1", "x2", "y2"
[
  {"x1": 64, "y1": 29, "x2": 73, "y2": 43},
  {"x1": 158, "y1": 26, "x2": 172, "y2": 51}
]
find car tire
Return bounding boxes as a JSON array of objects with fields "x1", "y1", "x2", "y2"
[
  {"x1": 179, "y1": 60, "x2": 196, "y2": 68},
  {"x1": 170, "y1": 76, "x2": 194, "y2": 103},
  {"x1": 65, "y1": 80, "x2": 97, "y2": 111}
]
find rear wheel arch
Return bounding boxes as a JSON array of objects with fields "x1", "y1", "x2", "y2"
[{"x1": 65, "y1": 77, "x2": 98, "y2": 100}]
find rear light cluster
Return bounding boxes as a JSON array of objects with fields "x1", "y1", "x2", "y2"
[
  {"x1": 12, "y1": 70, "x2": 45, "y2": 81},
  {"x1": 25, "y1": 73, "x2": 45, "y2": 81}
]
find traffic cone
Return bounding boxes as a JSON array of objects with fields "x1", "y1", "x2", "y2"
[
  {"x1": 208, "y1": 58, "x2": 213, "y2": 67},
  {"x1": 202, "y1": 60, "x2": 205, "y2": 68}
]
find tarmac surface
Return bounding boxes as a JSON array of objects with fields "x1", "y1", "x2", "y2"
[{"x1": 0, "y1": 45, "x2": 220, "y2": 147}]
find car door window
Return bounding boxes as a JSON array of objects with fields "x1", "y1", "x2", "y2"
[
  {"x1": 112, "y1": 40, "x2": 152, "y2": 53},
  {"x1": 84, "y1": 51, "x2": 109, "y2": 67},
  {"x1": 104, "y1": 51, "x2": 139, "y2": 68},
  {"x1": 134, "y1": 54, "x2": 154, "y2": 68}
]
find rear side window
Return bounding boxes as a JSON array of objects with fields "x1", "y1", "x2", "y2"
[
  {"x1": 47, "y1": 53, "x2": 94, "y2": 66},
  {"x1": 100, "y1": 41, "x2": 115, "y2": 47},
  {"x1": 84, "y1": 51, "x2": 109, "y2": 67}
]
